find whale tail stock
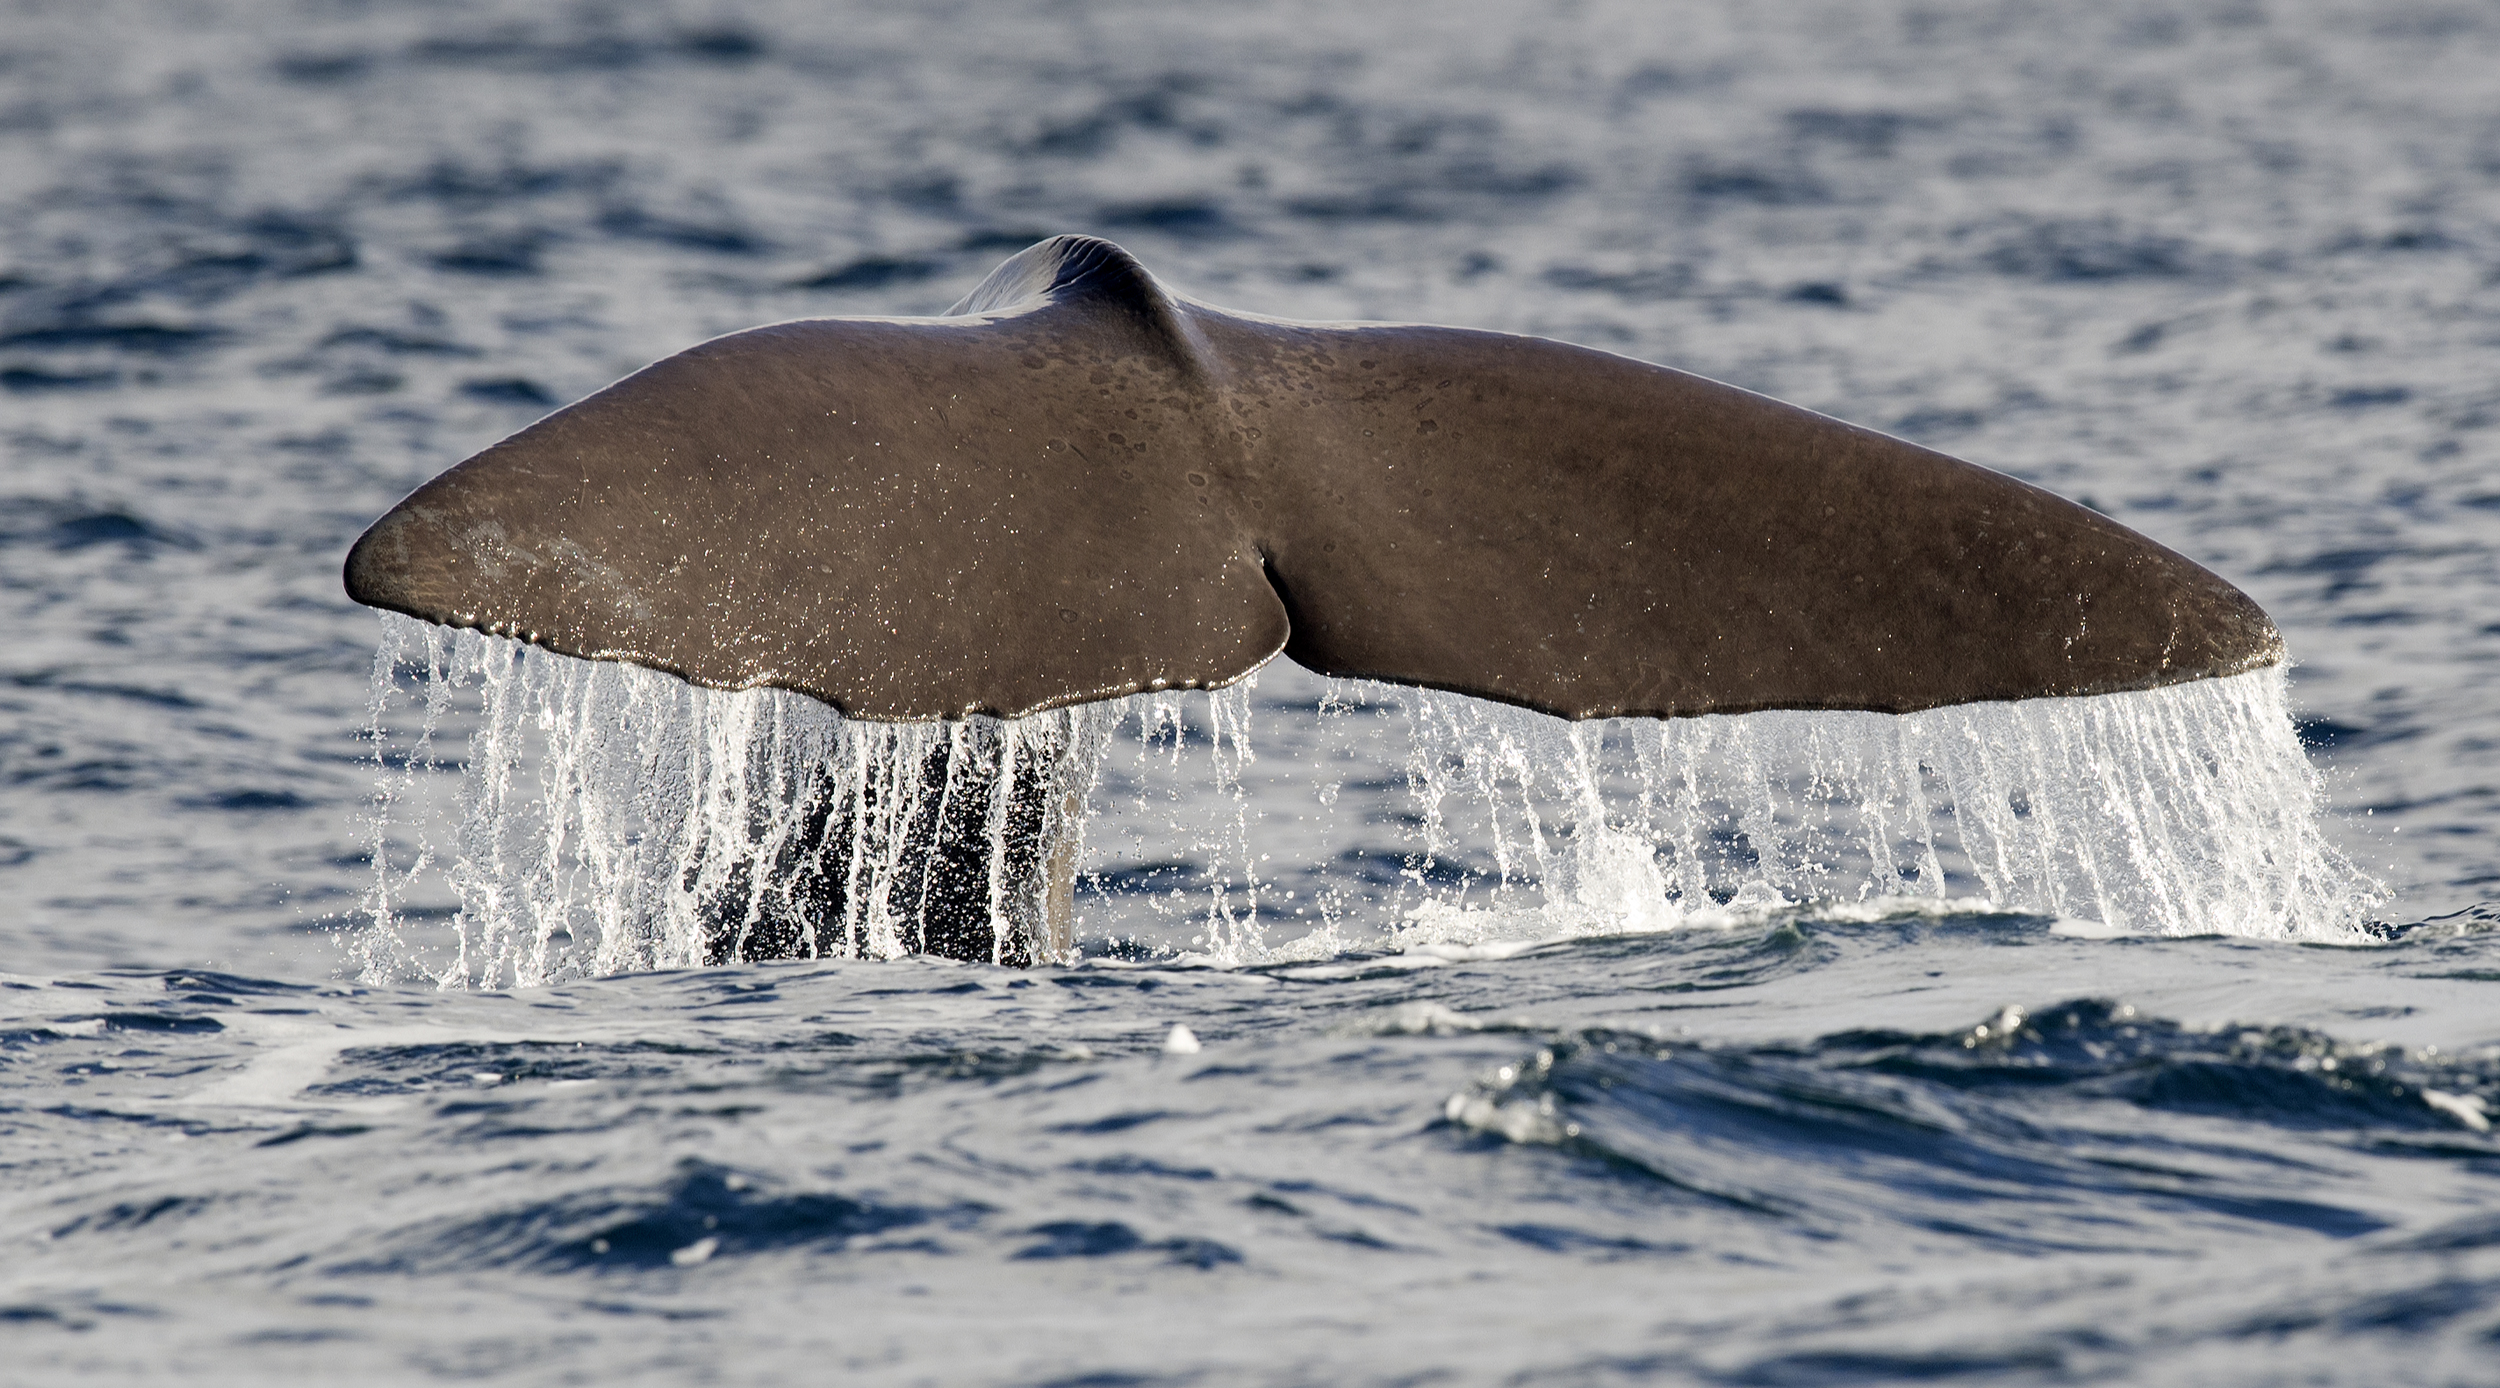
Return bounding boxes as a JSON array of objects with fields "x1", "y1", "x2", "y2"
[{"x1": 345, "y1": 235, "x2": 2282, "y2": 963}]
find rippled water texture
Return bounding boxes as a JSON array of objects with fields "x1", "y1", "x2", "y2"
[{"x1": 3, "y1": 1, "x2": 2497, "y2": 1383}]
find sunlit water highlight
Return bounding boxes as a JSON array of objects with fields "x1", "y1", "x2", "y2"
[{"x1": 358, "y1": 614, "x2": 2377, "y2": 989}]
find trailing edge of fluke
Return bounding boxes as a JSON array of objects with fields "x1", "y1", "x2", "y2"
[{"x1": 344, "y1": 234, "x2": 2282, "y2": 723}]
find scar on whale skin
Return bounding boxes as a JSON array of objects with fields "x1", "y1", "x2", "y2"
[{"x1": 345, "y1": 234, "x2": 2283, "y2": 965}]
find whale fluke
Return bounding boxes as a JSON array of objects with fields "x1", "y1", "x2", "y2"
[{"x1": 346, "y1": 234, "x2": 2281, "y2": 724}]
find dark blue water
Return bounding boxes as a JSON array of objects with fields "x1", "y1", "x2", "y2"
[{"x1": 3, "y1": 2, "x2": 2496, "y2": 1382}]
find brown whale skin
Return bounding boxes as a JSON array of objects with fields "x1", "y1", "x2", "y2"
[{"x1": 345, "y1": 234, "x2": 2281, "y2": 722}]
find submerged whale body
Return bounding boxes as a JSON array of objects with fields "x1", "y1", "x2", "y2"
[{"x1": 345, "y1": 234, "x2": 2283, "y2": 964}]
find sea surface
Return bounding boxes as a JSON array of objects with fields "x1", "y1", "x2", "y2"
[{"x1": 4, "y1": 1, "x2": 2498, "y2": 1383}]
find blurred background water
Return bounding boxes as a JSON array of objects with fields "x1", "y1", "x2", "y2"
[{"x1": 2, "y1": 1, "x2": 2496, "y2": 1383}]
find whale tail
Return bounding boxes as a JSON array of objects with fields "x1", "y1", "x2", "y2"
[
  {"x1": 346, "y1": 235, "x2": 2282, "y2": 961},
  {"x1": 346, "y1": 234, "x2": 2278, "y2": 725}
]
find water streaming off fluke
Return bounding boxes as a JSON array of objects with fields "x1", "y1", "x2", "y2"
[
  {"x1": 359, "y1": 615, "x2": 1112, "y2": 987},
  {"x1": 1383, "y1": 665, "x2": 2376, "y2": 949},
  {"x1": 357, "y1": 614, "x2": 2376, "y2": 987}
]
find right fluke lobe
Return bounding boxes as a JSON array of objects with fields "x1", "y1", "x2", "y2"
[{"x1": 345, "y1": 234, "x2": 2282, "y2": 722}]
